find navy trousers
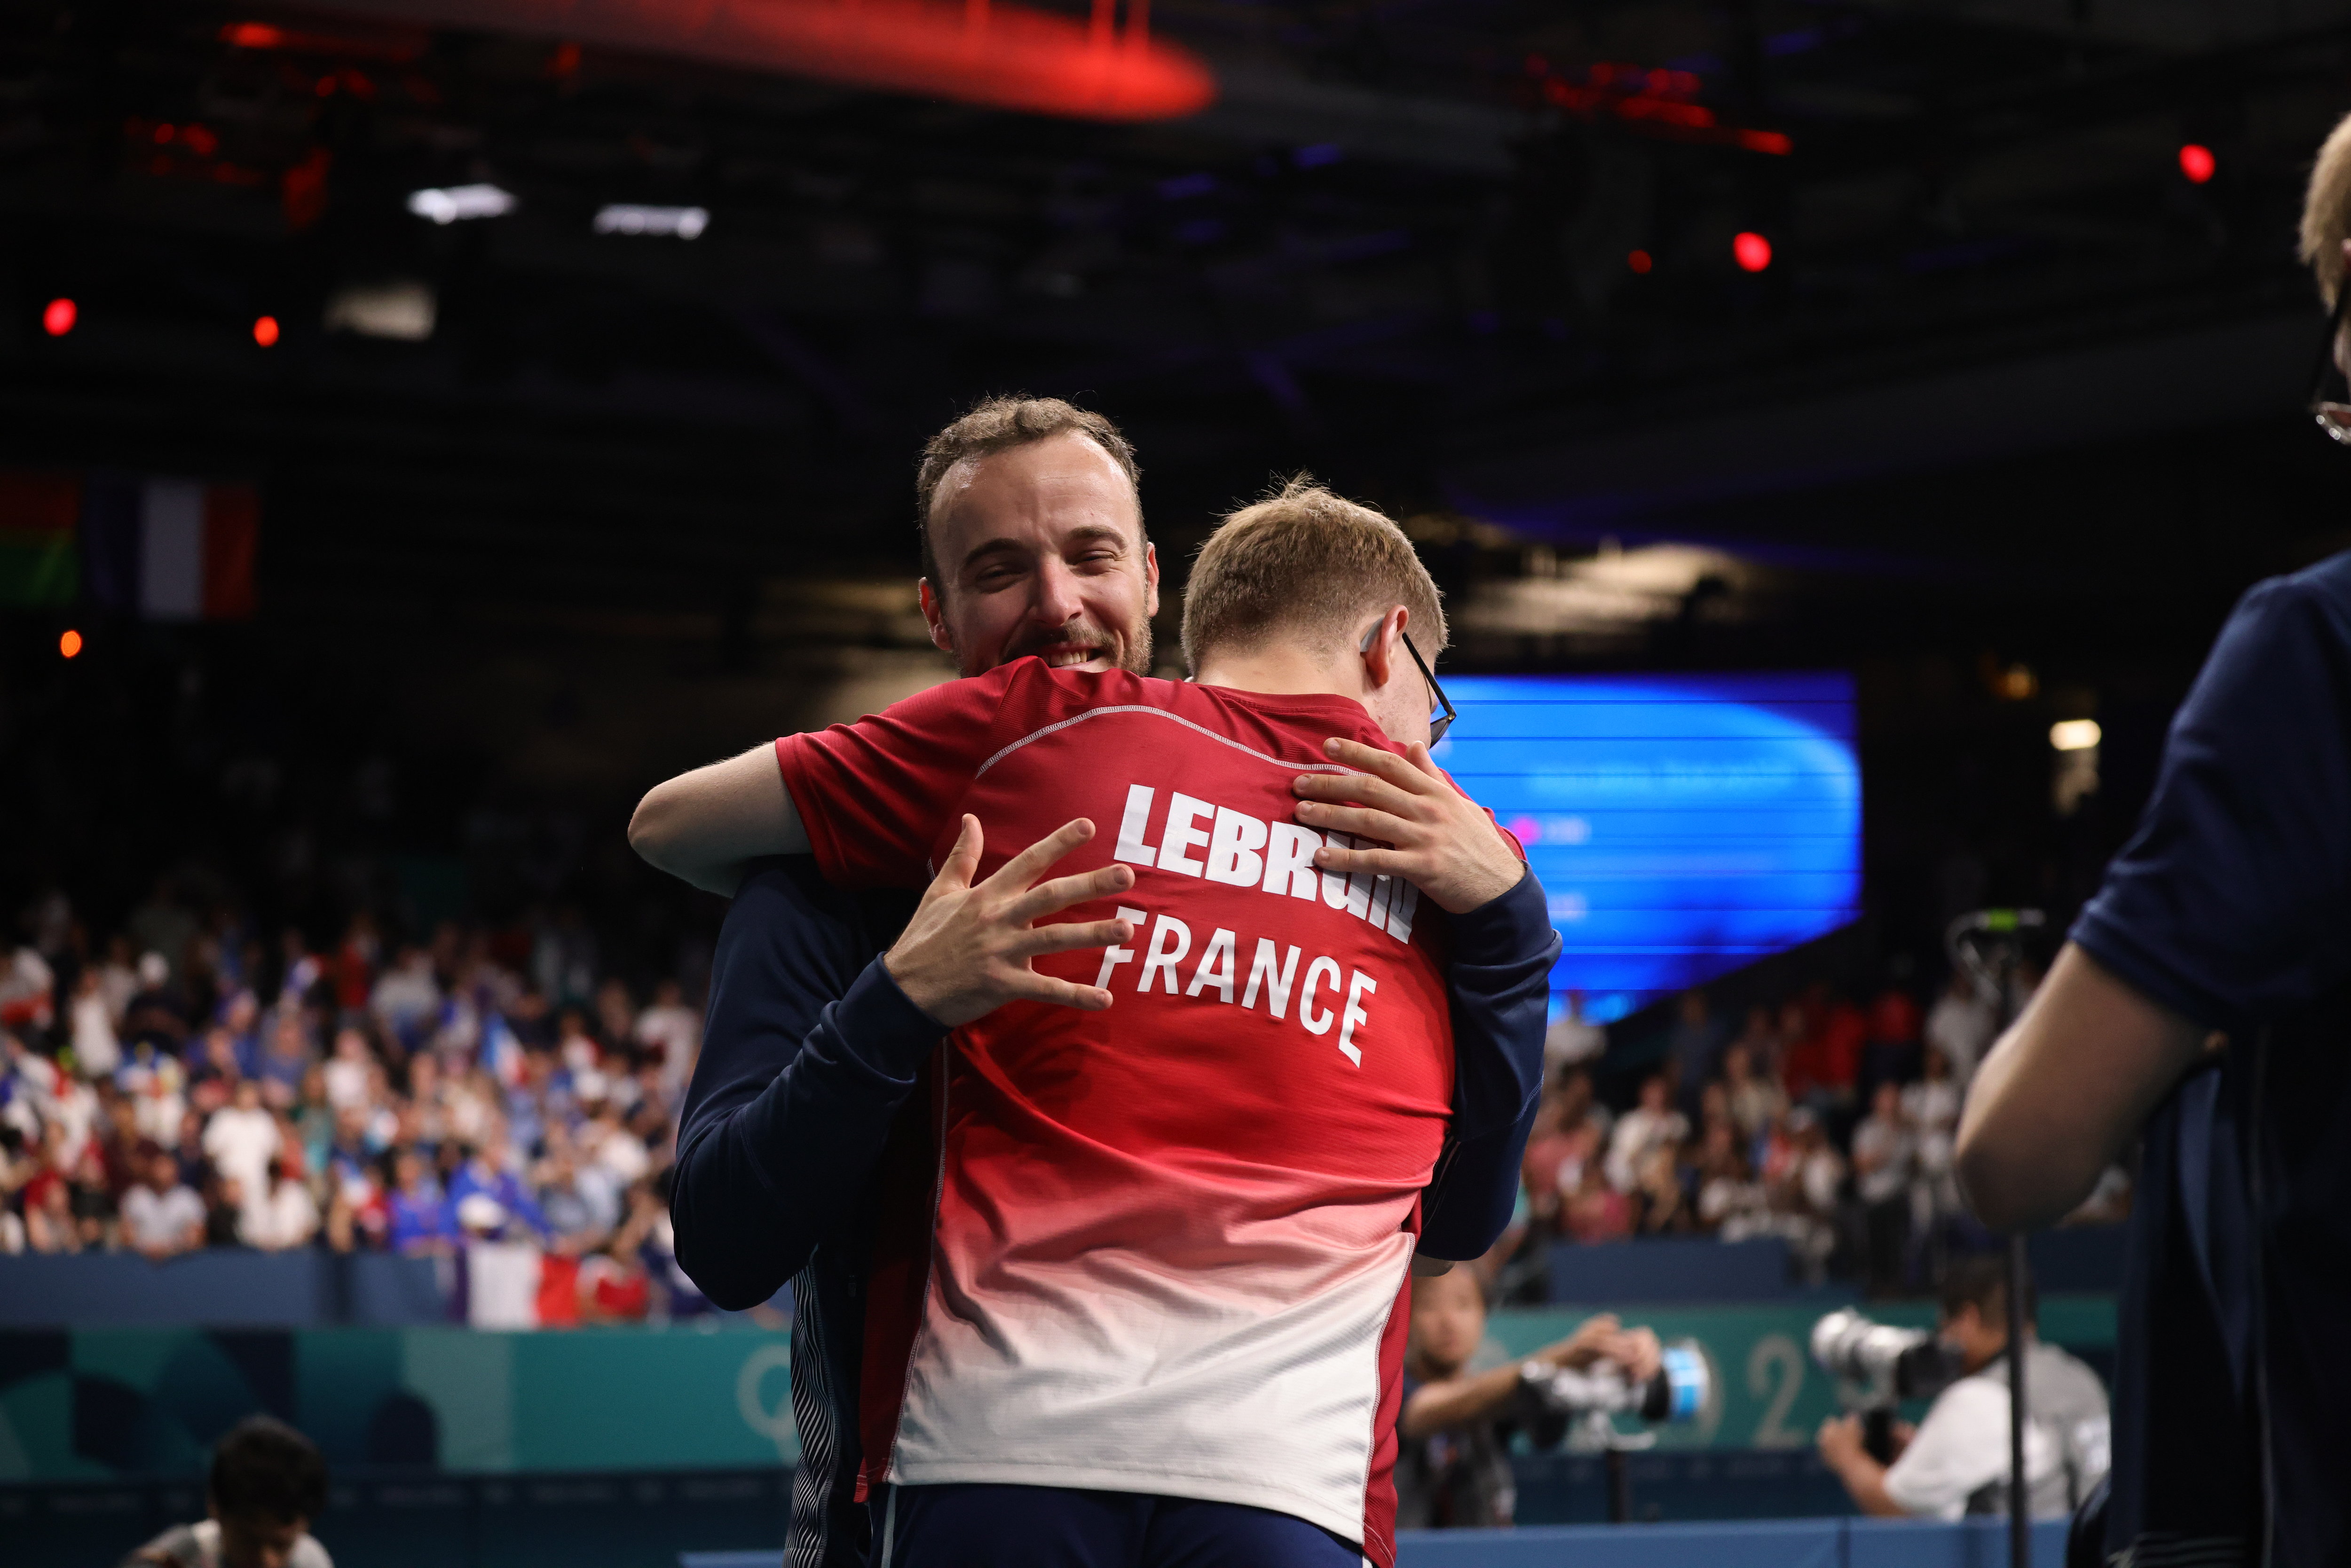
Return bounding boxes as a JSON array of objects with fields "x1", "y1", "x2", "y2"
[{"x1": 876, "y1": 1482, "x2": 1366, "y2": 1568}]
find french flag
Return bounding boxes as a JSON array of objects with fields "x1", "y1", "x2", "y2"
[{"x1": 83, "y1": 475, "x2": 258, "y2": 620}]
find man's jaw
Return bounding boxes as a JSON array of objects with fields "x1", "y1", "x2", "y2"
[{"x1": 1008, "y1": 638, "x2": 1114, "y2": 671}]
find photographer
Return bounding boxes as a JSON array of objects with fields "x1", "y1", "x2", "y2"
[
  {"x1": 1816, "y1": 1258, "x2": 2107, "y2": 1521},
  {"x1": 123, "y1": 1414, "x2": 332, "y2": 1568},
  {"x1": 1396, "y1": 1267, "x2": 1662, "y2": 1528}
]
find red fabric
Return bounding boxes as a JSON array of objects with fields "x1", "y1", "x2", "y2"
[
  {"x1": 536, "y1": 1253, "x2": 581, "y2": 1328},
  {"x1": 1819, "y1": 1003, "x2": 1866, "y2": 1088},
  {"x1": 1359, "y1": 1253, "x2": 1416, "y2": 1568},
  {"x1": 200, "y1": 483, "x2": 259, "y2": 619},
  {"x1": 1867, "y1": 988, "x2": 1921, "y2": 1046},
  {"x1": 331, "y1": 941, "x2": 372, "y2": 1012}
]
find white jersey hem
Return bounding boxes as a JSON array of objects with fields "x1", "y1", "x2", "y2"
[{"x1": 887, "y1": 1457, "x2": 1364, "y2": 1548}]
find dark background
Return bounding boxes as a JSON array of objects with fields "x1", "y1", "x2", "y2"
[{"x1": 6, "y1": 0, "x2": 2351, "y2": 989}]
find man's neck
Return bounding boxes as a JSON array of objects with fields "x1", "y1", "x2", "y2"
[{"x1": 1192, "y1": 640, "x2": 1366, "y2": 705}]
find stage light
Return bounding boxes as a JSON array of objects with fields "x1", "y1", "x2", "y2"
[
  {"x1": 2178, "y1": 143, "x2": 2216, "y2": 184},
  {"x1": 2050, "y1": 719, "x2": 2101, "y2": 752},
  {"x1": 43, "y1": 297, "x2": 76, "y2": 336},
  {"x1": 59, "y1": 629, "x2": 82, "y2": 659},
  {"x1": 253, "y1": 315, "x2": 280, "y2": 346},
  {"x1": 406, "y1": 183, "x2": 516, "y2": 224},
  {"x1": 1627, "y1": 249, "x2": 1653, "y2": 273},
  {"x1": 593, "y1": 204, "x2": 709, "y2": 239},
  {"x1": 1733, "y1": 232, "x2": 1772, "y2": 272}
]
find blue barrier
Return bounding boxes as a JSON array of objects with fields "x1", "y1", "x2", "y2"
[
  {"x1": 684, "y1": 1516, "x2": 2069, "y2": 1568},
  {"x1": 1546, "y1": 1237, "x2": 1793, "y2": 1304},
  {"x1": 0, "y1": 1251, "x2": 448, "y2": 1328}
]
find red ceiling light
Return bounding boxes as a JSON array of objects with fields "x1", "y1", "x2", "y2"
[
  {"x1": 59, "y1": 629, "x2": 83, "y2": 660},
  {"x1": 2178, "y1": 143, "x2": 2216, "y2": 184},
  {"x1": 253, "y1": 315, "x2": 281, "y2": 347},
  {"x1": 1733, "y1": 231, "x2": 1773, "y2": 272},
  {"x1": 1627, "y1": 248, "x2": 1653, "y2": 274},
  {"x1": 296, "y1": 0, "x2": 1214, "y2": 121},
  {"x1": 42, "y1": 297, "x2": 76, "y2": 336}
]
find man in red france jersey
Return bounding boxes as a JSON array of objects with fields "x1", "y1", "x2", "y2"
[{"x1": 636, "y1": 402, "x2": 1559, "y2": 1568}]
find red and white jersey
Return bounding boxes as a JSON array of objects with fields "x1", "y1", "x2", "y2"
[{"x1": 774, "y1": 660, "x2": 1460, "y2": 1565}]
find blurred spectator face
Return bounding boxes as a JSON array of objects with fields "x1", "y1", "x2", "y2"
[
  {"x1": 150, "y1": 1151, "x2": 179, "y2": 1193},
  {"x1": 1723, "y1": 1042, "x2": 1753, "y2": 1082},
  {"x1": 918, "y1": 430, "x2": 1160, "y2": 678},
  {"x1": 394, "y1": 1148, "x2": 426, "y2": 1192},
  {"x1": 1870, "y1": 1080, "x2": 1902, "y2": 1124},
  {"x1": 1409, "y1": 1267, "x2": 1487, "y2": 1378},
  {"x1": 1923, "y1": 1044, "x2": 1950, "y2": 1083},
  {"x1": 1638, "y1": 1075, "x2": 1670, "y2": 1115},
  {"x1": 1698, "y1": 1081, "x2": 1730, "y2": 1129},
  {"x1": 233, "y1": 1079, "x2": 262, "y2": 1113}
]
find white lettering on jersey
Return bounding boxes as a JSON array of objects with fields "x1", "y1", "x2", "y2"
[
  {"x1": 1263, "y1": 822, "x2": 1321, "y2": 900},
  {"x1": 1338, "y1": 972, "x2": 1377, "y2": 1066},
  {"x1": 1186, "y1": 928, "x2": 1238, "y2": 1001},
  {"x1": 1117, "y1": 780, "x2": 1436, "y2": 948},
  {"x1": 1243, "y1": 939, "x2": 1301, "y2": 1019},
  {"x1": 1095, "y1": 905, "x2": 1147, "y2": 989},
  {"x1": 1114, "y1": 786, "x2": 1159, "y2": 867},
  {"x1": 1298, "y1": 957, "x2": 1342, "y2": 1034},
  {"x1": 1139, "y1": 914, "x2": 1192, "y2": 993},
  {"x1": 1159, "y1": 794, "x2": 1215, "y2": 877},
  {"x1": 1204, "y1": 809, "x2": 1267, "y2": 888}
]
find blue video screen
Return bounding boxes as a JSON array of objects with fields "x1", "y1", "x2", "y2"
[{"x1": 1430, "y1": 672, "x2": 1862, "y2": 1024}]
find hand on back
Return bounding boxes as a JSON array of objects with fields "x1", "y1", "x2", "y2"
[
  {"x1": 1292, "y1": 738, "x2": 1524, "y2": 914},
  {"x1": 883, "y1": 816, "x2": 1136, "y2": 1029}
]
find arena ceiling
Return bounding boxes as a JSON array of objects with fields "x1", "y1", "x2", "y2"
[{"x1": 4, "y1": 0, "x2": 2351, "y2": 648}]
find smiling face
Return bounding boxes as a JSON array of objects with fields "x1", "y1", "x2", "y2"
[{"x1": 918, "y1": 430, "x2": 1160, "y2": 676}]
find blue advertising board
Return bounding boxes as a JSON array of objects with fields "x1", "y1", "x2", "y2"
[{"x1": 1432, "y1": 672, "x2": 1862, "y2": 1023}]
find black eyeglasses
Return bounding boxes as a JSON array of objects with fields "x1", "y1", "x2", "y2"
[
  {"x1": 1403, "y1": 630, "x2": 1456, "y2": 745},
  {"x1": 1360, "y1": 622, "x2": 1456, "y2": 743},
  {"x1": 2309, "y1": 285, "x2": 2351, "y2": 444}
]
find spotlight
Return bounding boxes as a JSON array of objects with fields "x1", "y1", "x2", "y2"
[
  {"x1": 253, "y1": 315, "x2": 280, "y2": 347},
  {"x1": 2050, "y1": 719, "x2": 2102, "y2": 752},
  {"x1": 323, "y1": 279, "x2": 435, "y2": 341},
  {"x1": 59, "y1": 629, "x2": 83, "y2": 659},
  {"x1": 406, "y1": 183, "x2": 517, "y2": 224},
  {"x1": 2178, "y1": 144, "x2": 2216, "y2": 184},
  {"x1": 43, "y1": 297, "x2": 76, "y2": 336},
  {"x1": 1627, "y1": 249, "x2": 1653, "y2": 274},
  {"x1": 1733, "y1": 232, "x2": 1772, "y2": 272},
  {"x1": 593, "y1": 204, "x2": 709, "y2": 239}
]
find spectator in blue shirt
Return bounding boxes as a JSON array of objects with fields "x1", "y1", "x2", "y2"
[
  {"x1": 447, "y1": 1136, "x2": 550, "y2": 1243},
  {"x1": 385, "y1": 1147, "x2": 457, "y2": 1256}
]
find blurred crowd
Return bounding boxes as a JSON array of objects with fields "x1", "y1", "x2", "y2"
[
  {"x1": 1502, "y1": 968, "x2": 2131, "y2": 1299},
  {"x1": 0, "y1": 879, "x2": 710, "y2": 1325}
]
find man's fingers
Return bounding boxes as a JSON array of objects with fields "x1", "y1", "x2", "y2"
[
  {"x1": 1310, "y1": 843, "x2": 1412, "y2": 879},
  {"x1": 932, "y1": 815, "x2": 984, "y2": 893},
  {"x1": 1008, "y1": 864, "x2": 1135, "y2": 922},
  {"x1": 1319, "y1": 737, "x2": 1434, "y2": 794},
  {"x1": 1005, "y1": 974, "x2": 1115, "y2": 1011},
  {"x1": 1014, "y1": 918, "x2": 1134, "y2": 958},
  {"x1": 1294, "y1": 764, "x2": 1421, "y2": 818},
  {"x1": 1298, "y1": 802, "x2": 1409, "y2": 843},
  {"x1": 984, "y1": 817, "x2": 1097, "y2": 890}
]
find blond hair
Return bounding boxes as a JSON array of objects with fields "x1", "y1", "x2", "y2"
[
  {"x1": 1181, "y1": 477, "x2": 1447, "y2": 673},
  {"x1": 914, "y1": 395, "x2": 1142, "y2": 590},
  {"x1": 2301, "y1": 111, "x2": 2351, "y2": 307}
]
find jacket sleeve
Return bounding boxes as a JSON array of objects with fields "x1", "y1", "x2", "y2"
[
  {"x1": 1417, "y1": 867, "x2": 1558, "y2": 1261},
  {"x1": 670, "y1": 857, "x2": 943, "y2": 1310}
]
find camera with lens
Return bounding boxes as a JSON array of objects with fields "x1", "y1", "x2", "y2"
[
  {"x1": 1810, "y1": 1308, "x2": 1965, "y2": 1462},
  {"x1": 1520, "y1": 1342, "x2": 1711, "y2": 1452}
]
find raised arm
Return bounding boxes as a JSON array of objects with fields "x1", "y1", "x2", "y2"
[{"x1": 629, "y1": 743, "x2": 809, "y2": 897}]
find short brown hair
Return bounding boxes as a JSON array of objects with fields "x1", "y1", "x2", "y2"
[
  {"x1": 2301, "y1": 111, "x2": 2351, "y2": 307},
  {"x1": 1181, "y1": 477, "x2": 1447, "y2": 672},
  {"x1": 914, "y1": 395, "x2": 1143, "y2": 589}
]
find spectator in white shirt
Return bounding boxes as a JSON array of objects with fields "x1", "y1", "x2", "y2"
[
  {"x1": 71, "y1": 968, "x2": 122, "y2": 1081},
  {"x1": 1605, "y1": 1073, "x2": 1689, "y2": 1194},
  {"x1": 244, "y1": 1158, "x2": 319, "y2": 1252},
  {"x1": 322, "y1": 1029, "x2": 375, "y2": 1112},
  {"x1": 1541, "y1": 989, "x2": 1605, "y2": 1081},
  {"x1": 632, "y1": 979, "x2": 703, "y2": 1101},
  {"x1": 1851, "y1": 1080, "x2": 1917, "y2": 1293},
  {"x1": 120, "y1": 1147, "x2": 206, "y2": 1260},
  {"x1": 1923, "y1": 970, "x2": 1997, "y2": 1087},
  {"x1": 202, "y1": 1080, "x2": 281, "y2": 1230}
]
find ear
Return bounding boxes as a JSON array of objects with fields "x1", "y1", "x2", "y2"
[
  {"x1": 1360, "y1": 606, "x2": 1407, "y2": 689},
  {"x1": 1142, "y1": 541, "x2": 1161, "y2": 619},
  {"x1": 918, "y1": 579, "x2": 955, "y2": 657}
]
